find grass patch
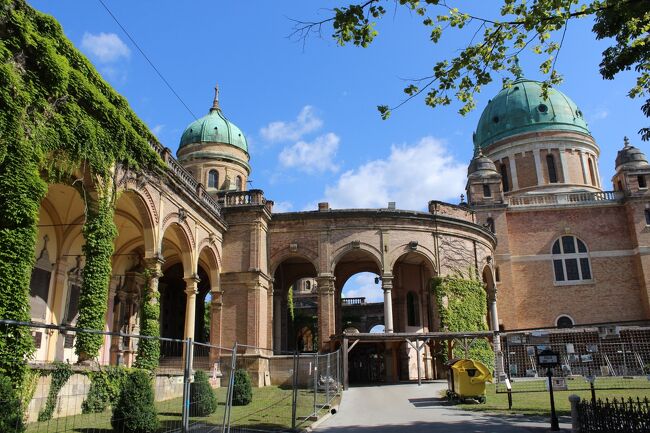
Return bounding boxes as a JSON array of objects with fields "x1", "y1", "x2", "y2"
[
  {"x1": 457, "y1": 382, "x2": 650, "y2": 416},
  {"x1": 25, "y1": 385, "x2": 337, "y2": 432}
]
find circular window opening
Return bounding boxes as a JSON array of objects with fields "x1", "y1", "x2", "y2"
[
  {"x1": 538, "y1": 104, "x2": 548, "y2": 113},
  {"x1": 556, "y1": 316, "x2": 574, "y2": 328},
  {"x1": 492, "y1": 116, "x2": 500, "y2": 123},
  {"x1": 513, "y1": 86, "x2": 519, "y2": 91}
]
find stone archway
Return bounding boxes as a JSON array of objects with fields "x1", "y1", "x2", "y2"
[{"x1": 272, "y1": 255, "x2": 318, "y2": 353}]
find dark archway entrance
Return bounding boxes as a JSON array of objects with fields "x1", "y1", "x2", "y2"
[{"x1": 273, "y1": 257, "x2": 317, "y2": 354}]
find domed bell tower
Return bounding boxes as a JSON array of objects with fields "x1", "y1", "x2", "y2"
[
  {"x1": 612, "y1": 136, "x2": 650, "y2": 196},
  {"x1": 177, "y1": 84, "x2": 250, "y2": 196}
]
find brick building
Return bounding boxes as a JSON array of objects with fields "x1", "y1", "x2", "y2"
[{"x1": 24, "y1": 76, "x2": 650, "y2": 382}]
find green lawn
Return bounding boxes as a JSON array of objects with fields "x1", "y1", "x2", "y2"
[
  {"x1": 26, "y1": 386, "x2": 338, "y2": 433},
  {"x1": 457, "y1": 382, "x2": 650, "y2": 416}
]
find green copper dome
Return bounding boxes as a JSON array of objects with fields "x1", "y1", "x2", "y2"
[
  {"x1": 473, "y1": 78, "x2": 590, "y2": 150},
  {"x1": 179, "y1": 88, "x2": 248, "y2": 153}
]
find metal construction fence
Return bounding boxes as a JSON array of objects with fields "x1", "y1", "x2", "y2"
[
  {"x1": 0, "y1": 321, "x2": 341, "y2": 433},
  {"x1": 495, "y1": 323, "x2": 650, "y2": 395}
]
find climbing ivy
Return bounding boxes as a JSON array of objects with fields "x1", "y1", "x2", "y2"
[
  {"x1": 432, "y1": 276, "x2": 494, "y2": 370},
  {"x1": 76, "y1": 189, "x2": 118, "y2": 361},
  {"x1": 0, "y1": 0, "x2": 163, "y2": 381},
  {"x1": 134, "y1": 270, "x2": 160, "y2": 370},
  {"x1": 81, "y1": 366, "x2": 128, "y2": 414},
  {"x1": 37, "y1": 362, "x2": 73, "y2": 422}
]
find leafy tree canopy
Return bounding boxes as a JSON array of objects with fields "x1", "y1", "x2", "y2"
[{"x1": 294, "y1": 0, "x2": 649, "y2": 138}]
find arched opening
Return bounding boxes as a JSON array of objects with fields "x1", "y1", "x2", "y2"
[
  {"x1": 158, "y1": 223, "x2": 194, "y2": 359},
  {"x1": 391, "y1": 250, "x2": 436, "y2": 381},
  {"x1": 500, "y1": 163, "x2": 510, "y2": 192},
  {"x1": 208, "y1": 169, "x2": 219, "y2": 189},
  {"x1": 272, "y1": 256, "x2": 317, "y2": 353},
  {"x1": 236, "y1": 175, "x2": 243, "y2": 191},
  {"x1": 340, "y1": 272, "x2": 383, "y2": 333},
  {"x1": 369, "y1": 324, "x2": 385, "y2": 333},
  {"x1": 482, "y1": 266, "x2": 497, "y2": 331},
  {"x1": 556, "y1": 315, "x2": 575, "y2": 328}
]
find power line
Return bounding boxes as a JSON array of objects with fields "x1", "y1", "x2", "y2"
[{"x1": 95, "y1": 0, "x2": 198, "y2": 121}]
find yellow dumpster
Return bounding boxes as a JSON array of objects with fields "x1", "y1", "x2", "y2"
[{"x1": 446, "y1": 359, "x2": 493, "y2": 403}]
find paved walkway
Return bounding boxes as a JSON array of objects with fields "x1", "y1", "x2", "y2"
[{"x1": 314, "y1": 381, "x2": 571, "y2": 433}]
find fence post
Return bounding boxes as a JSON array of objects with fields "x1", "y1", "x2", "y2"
[
  {"x1": 222, "y1": 342, "x2": 237, "y2": 433},
  {"x1": 569, "y1": 394, "x2": 580, "y2": 433},
  {"x1": 313, "y1": 351, "x2": 318, "y2": 415},
  {"x1": 181, "y1": 338, "x2": 193, "y2": 433},
  {"x1": 326, "y1": 352, "x2": 331, "y2": 406},
  {"x1": 291, "y1": 351, "x2": 299, "y2": 430}
]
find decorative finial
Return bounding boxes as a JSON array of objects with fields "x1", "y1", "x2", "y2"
[
  {"x1": 513, "y1": 57, "x2": 523, "y2": 79},
  {"x1": 460, "y1": 194, "x2": 465, "y2": 203},
  {"x1": 211, "y1": 83, "x2": 220, "y2": 111},
  {"x1": 624, "y1": 136, "x2": 630, "y2": 148}
]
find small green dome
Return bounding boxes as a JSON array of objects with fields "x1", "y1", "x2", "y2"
[
  {"x1": 473, "y1": 78, "x2": 590, "y2": 150},
  {"x1": 179, "y1": 89, "x2": 248, "y2": 153}
]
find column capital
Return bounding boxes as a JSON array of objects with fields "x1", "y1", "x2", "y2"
[
  {"x1": 184, "y1": 274, "x2": 200, "y2": 295},
  {"x1": 144, "y1": 255, "x2": 165, "y2": 277}
]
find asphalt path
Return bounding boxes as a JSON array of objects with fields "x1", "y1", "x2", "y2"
[{"x1": 314, "y1": 381, "x2": 571, "y2": 433}]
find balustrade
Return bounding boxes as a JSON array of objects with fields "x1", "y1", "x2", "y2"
[{"x1": 508, "y1": 190, "x2": 623, "y2": 208}]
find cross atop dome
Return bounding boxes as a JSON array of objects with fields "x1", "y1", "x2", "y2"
[{"x1": 211, "y1": 83, "x2": 220, "y2": 112}]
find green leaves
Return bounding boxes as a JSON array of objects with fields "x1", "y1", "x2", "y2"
[{"x1": 320, "y1": 0, "x2": 648, "y2": 136}]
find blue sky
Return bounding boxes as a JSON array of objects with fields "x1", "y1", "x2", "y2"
[{"x1": 30, "y1": 1, "x2": 648, "y2": 301}]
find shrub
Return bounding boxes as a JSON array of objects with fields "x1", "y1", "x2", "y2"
[
  {"x1": 111, "y1": 369, "x2": 159, "y2": 433},
  {"x1": 82, "y1": 366, "x2": 127, "y2": 414},
  {"x1": 232, "y1": 369, "x2": 252, "y2": 406},
  {"x1": 0, "y1": 375, "x2": 25, "y2": 433},
  {"x1": 189, "y1": 370, "x2": 218, "y2": 416}
]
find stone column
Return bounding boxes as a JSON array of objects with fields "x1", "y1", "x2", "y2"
[
  {"x1": 316, "y1": 275, "x2": 336, "y2": 352},
  {"x1": 559, "y1": 149, "x2": 570, "y2": 183},
  {"x1": 144, "y1": 256, "x2": 164, "y2": 296},
  {"x1": 382, "y1": 275, "x2": 394, "y2": 333},
  {"x1": 209, "y1": 289, "x2": 223, "y2": 367},
  {"x1": 533, "y1": 149, "x2": 543, "y2": 185},
  {"x1": 579, "y1": 150, "x2": 588, "y2": 184},
  {"x1": 273, "y1": 294, "x2": 282, "y2": 353},
  {"x1": 508, "y1": 157, "x2": 519, "y2": 190},
  {"x1": 183, "y1": 275, "x2": 200, "y2": 341},
  {"x1": 488, "y1": 288, "x2": 505, "y2": 379}
]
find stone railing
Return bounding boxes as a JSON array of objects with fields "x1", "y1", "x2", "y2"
[
  {"x1": 149, "y1": 141, "x2": 222, "y2": 218},
  {"x1": 224, "y1": 189, "x2": 266, "y2": 207},
  {"x1": 508, "y1": 190, "x2": 623, "y2": 208},
  {"x1": 342, "y1": 297, "x2": 366, "y2": 305}
]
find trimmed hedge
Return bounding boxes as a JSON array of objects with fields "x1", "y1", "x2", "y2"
[
  {"x1": 111, "y1": 369, "x2": 159, "y2": 433},
  {"x1": 189, "y1": 370, "x2": 218, "y2": 416},
  {"x1": 232, "y1": 369, "x2": 253, "y2": 406}
]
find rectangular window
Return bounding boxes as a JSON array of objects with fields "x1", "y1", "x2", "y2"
[
  {"x1": 29, "y1": 268, "x2": 51, "y2": 320},
  {"x1": 547, "y1": 154, "x2": 558, "y2": 183},
  {"x1": 553, "y1": 260, "x2": 565, "y2": 281},
  {"x1": 565, "y1": 259, "x2": 580, "y2": 280},
  {"x1": 562, "y1": 236, "x2": 576, "y2": 254},
  {"x1": 639, "y1": 175, "x2": 647, "y2": 189},
  {"x1": 500, "y1": 164, "x2": 510, "y2": 192},
  {"x1": 645, "y1": 209, "x2": 650, "y2": 226},
  {"x1": 580, "y1": 258, "x2": 592, "y2": 280},
  {"x1": 483, "y1": 184, "x2": 491, "y2": 197}
]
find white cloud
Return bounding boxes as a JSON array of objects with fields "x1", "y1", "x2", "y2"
[
  {"x1": 342, "y1": 272, "x2": 383, "y2": 303},
  {"x1": 278, "y1": 132, "x2": 340, "y2": 173},
  {"x1": 151, "y1": 124, "x2": 164, "y2": 136},
  {"x1": 81, "y1": 32, "x2": 130, "y2": 63},
  {"x1": 272, "y1": 201, "x2": 294, "y2": 213},
  {"x1": 322, "y1": 136, "x2": 466, "y2": 210},
  {"x1": 260, "y1": 106, "x2": 323, "y2": 142}
]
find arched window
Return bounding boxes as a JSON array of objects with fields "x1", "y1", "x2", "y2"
[
  {"x1": 552, "y1": 236, "x2": 592, "y2": 282},
  {"x1": 236, "y1": 176, "x2": 243, "y2": 191},
  {"x1": 486, "y1": 217, "x2": 495, "y2": 233},
  {"x1": 305, "y1": 280, "x2": 311, "y2": 291},
  {"x1": 645, "y1": 208, "x2": 650, "y2": 226},
  {"x1": 546, "y1": 154, "x2": 558, "y2": 183},
  {"x1": 406, "y1": 292, "x2": 420, "y2": 327},
  {"x1": 588, "y1": 158, "x2": 596, "y2": 185},
  {"x1": 556, "y1": 315, "x2": 574, "y2": 328},
  {"x1": 500, "y1": 163, "x2": 510, "y2": 192},
  {"x1": 495, "y1": 266, "x2": 501, "y2": 282},
  {"x1": 208, "y1": 170, "x2": 219, "y2": 188}
]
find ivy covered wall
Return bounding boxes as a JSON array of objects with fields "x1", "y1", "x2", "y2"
[
  {"x1": 432, "y1": 276, "x2": 494, "y2": 370},
  {"x1": 0, "y1": 0, "x2": 163, "y2": 384}
]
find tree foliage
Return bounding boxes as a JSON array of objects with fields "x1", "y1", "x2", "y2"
[{"x1": 296, "y1": 0, "x2": 649, "y2": 138}]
